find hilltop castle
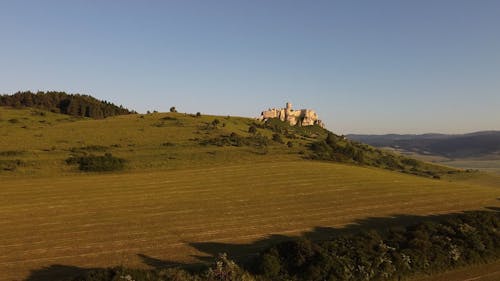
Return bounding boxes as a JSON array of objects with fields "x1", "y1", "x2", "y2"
[{"x1": 259, "y1": 102, "x2": 325, "y2": 128}]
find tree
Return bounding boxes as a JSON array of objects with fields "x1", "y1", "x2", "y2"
[
  {"x1": 170, "y1": 106, "x2": 177, "y2": 113},
  {"x1": 326, "y1": 133, "x2": 338, "y2": 147},
  {"x1": 211, "y1": 119, "x2": 220, "y2": 128},
  {"x1": 0, "y1": 91, "x2": 133, "y2": 119},
  {"x1": 196, "y1": 112, "x2": 202, "y2": 117},
  {"x1": 248, "y1": 125, "x2": 257, "y2": 134},
  {"x1": 272, "y1": 133, "x2": 284, "y2": 144}
]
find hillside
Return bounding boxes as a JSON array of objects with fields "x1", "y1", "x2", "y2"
[
  {"x1": 1, "y1": 107, "x2": 499, "y2": 281},
  {"x1": 3, "y1": 158, "x2": 500, "y2": 281},
  {"x1": 0, "y1": 91, "x2": 134, "y2": 119},
  {"x1": 348, "y1": 131, "x2": 500, "y2": 159},
  {"x1": 0, "y1": 106, "x2": 457, "y2": 179}
]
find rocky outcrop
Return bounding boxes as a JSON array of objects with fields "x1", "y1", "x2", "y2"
[{"x1": 259, "y1": 102, "x2": 325, "y2": 128}]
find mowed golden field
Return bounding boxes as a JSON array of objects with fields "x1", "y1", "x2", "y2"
[{"x1": 1, "y1": 107, "x2": 499, "y2": 281}]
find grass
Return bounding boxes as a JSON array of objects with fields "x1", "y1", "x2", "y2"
[
  {"x1": 440, "y1": 159, "x2": 500, "y2": 175},
  {"x1": 393, "y1": 148, "x2": 500, "y2": 175},
  {"x1": 412, "y1": 260, "x2": 500, "y2": 281},
  {"x1": 1, "y1": 107, "x2": 500, "y2": 280},
  {"x1": 2, "y1": 162, "x2": 500, "y2": 280},
  {"x1": 0, "y1": 107, "x2": 298, "y2": 177}
]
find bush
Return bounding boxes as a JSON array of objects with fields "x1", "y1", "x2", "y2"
[
  {"x1": 170, "y1": 106, "x2": 178, "y2": 113},
  {"x1": 196, "y1": 112, "x2": 202, "y2": 117},
  {"x1": 272, "y1": 133, "x2": 283, "y2": 144},
  {"x1": 200, "y1": 133, "x2": 269, "y2": 148},
  {"x1": 402, "y1": 157, "x2": 420, "y2": 167},
  {"x1": 212, "y1": 119, "x2": 220, "y2": 127},
  {"x1": 308, "y1": 133, "x2": 453, "y2": 178},
  {"x1": 0, "y1": 159, "x2": 24, "y2": 171},
  {"x1": 254, "y1": 211, "x2": 500, "y2": 281},
  {"x1": 66, "y1": 153, "x2": 125, "y2": 172},
  {"x1": 248, "y1": 125, "x2": 257, "y2": 134},
  {"x1": 205, "y1": 253, "x2": 255, "y2": 281},
  {"x1": 70, "y1": 145, "x2": 108, "y2": 153}
]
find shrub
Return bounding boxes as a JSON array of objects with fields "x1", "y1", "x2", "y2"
[
  {"x1": 205, "y1": 253, "x2": 255, "y2": 281},
  {"x1": 170, "y1": 106, "x2": 177, "y2": 113},
  {"x1": 200, "y1": 133, "x2": 268, "y2": 148},
  {"x1": 66, "y1": 153, "x2": 125, "y2": 172},
  {"x1": 161, "y1": 116, "x2": 177, "y2": 121},
  {"x1": 196, "y1": 112, "x2": 202, "y2": 117},
  {"x1": 272, "y1": 133, "x2": 283, "y2": 144},
  {"x1": 287, "y1": 141, "x2": 294, "y2": 148},
  {"x1": 254, "y1": 211, "x2": 500, "y2": 281},
  {"x1": 402, "y1": 157, "x2": 420, "y2": 167},
  {"x1": 248, "y1": 125, "x2": 257, "y2": 134},
  {"x1": 307, "y1": 133, "x2": 454, "y2": 178},
  {"x1": 70, "y1": 145, "x2": 108, "y2": 153},
  {"x1": 0, "y1": 159, "x2": 24, "y2": 171},
  {"x1": 212, "y1": 119, "x2": 220, "y2": 127}
]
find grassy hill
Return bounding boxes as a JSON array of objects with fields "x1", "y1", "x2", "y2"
[
  {"x1": 1, "y1": 106, "x2": 499, "y2": 281},
  {"x1": 0, "y1": 106, "x2": 457, "y2": 179}
]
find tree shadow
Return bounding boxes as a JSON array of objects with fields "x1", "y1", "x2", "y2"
[
  {"x1": 188, "y1": 211, "x2": 474, "y2": 267},
  {"x1": 137, "y1": 253, "x2": 187, "y2": 269},
  {"x1": 24, "y1": 208, "x2": 499, "y2": 281},
  {"x1": 24, "y1": 264, "x2": 94, "y2": 281}
]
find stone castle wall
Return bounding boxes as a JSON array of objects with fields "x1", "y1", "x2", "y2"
[{"x1": 259, "y1": 103, "x2": 324, "y2": 128}]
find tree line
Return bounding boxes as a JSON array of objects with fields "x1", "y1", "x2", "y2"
[{"x1": 0, "y1": 91, "x2": 134, "y2": 119}]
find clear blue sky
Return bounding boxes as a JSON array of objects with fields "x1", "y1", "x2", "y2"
[{"x1": 1, "y1": 0, "x2": 499, "y2": 134}]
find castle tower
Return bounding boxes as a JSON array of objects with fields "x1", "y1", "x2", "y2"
[{"x1": 286, "y1": 102, "x2": 292, "y2": 111}]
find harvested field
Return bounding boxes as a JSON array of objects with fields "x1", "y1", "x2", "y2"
[{"x1": 1, "y1": 161, "x2": 499, "y2": 281}]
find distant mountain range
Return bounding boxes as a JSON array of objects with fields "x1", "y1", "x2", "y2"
[{"x1": 347, "y1": 131, "x2": 500, "y2": 159}]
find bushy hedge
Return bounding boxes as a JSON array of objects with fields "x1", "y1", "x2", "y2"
[
  {"x1": 309, "y1": 133, "x2": 452, "y2": 179},
  {"x1": 200, "y1": 133, "x2": 269, "y2": 148},
  {"x1": 66, "y1": 153, "x2": 125, "y2": 172},
  {"x1": 254, "y1": 211, "x2": 500, "y2": 281}
]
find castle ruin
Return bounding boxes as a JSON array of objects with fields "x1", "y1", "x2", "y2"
[{"x1": 259, "y1": 102, "x2": 325, "y2": 128}]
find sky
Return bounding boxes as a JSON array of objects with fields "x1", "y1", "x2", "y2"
[{"x1": 0, "y1": 0, "x2": 499, "y2": 134}]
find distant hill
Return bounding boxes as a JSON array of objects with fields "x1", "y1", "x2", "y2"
[
  {"x1": 348, "y1": 131, "x2": 500, "y2": 158},
  {"x1": 0, "y1": 91, "x2": 134, "y2": 119}
]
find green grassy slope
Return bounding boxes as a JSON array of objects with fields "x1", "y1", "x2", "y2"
[
  {"x1": 0, "y1": 107, "x2": 457, "y2": 178},
  {"x1": 0, "y1": 107, "x2": 304, "y2": 176},
  {"x1": 0, "y1": 107, "x2": 499, "y2": 281}
]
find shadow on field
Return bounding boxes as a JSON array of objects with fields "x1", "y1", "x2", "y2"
[
  {"x1": 137, "y1": 253, "x2": 191, "y2": 269},
  {"x1": 188, "y1": 211, "x2": 473, "y2": 266},
  {"x1": 24, "y1": 264, "x2": 92, "y2": 281},
  {"x1": 24, "y1": 208, "x2": 499, "y2": 281}
]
